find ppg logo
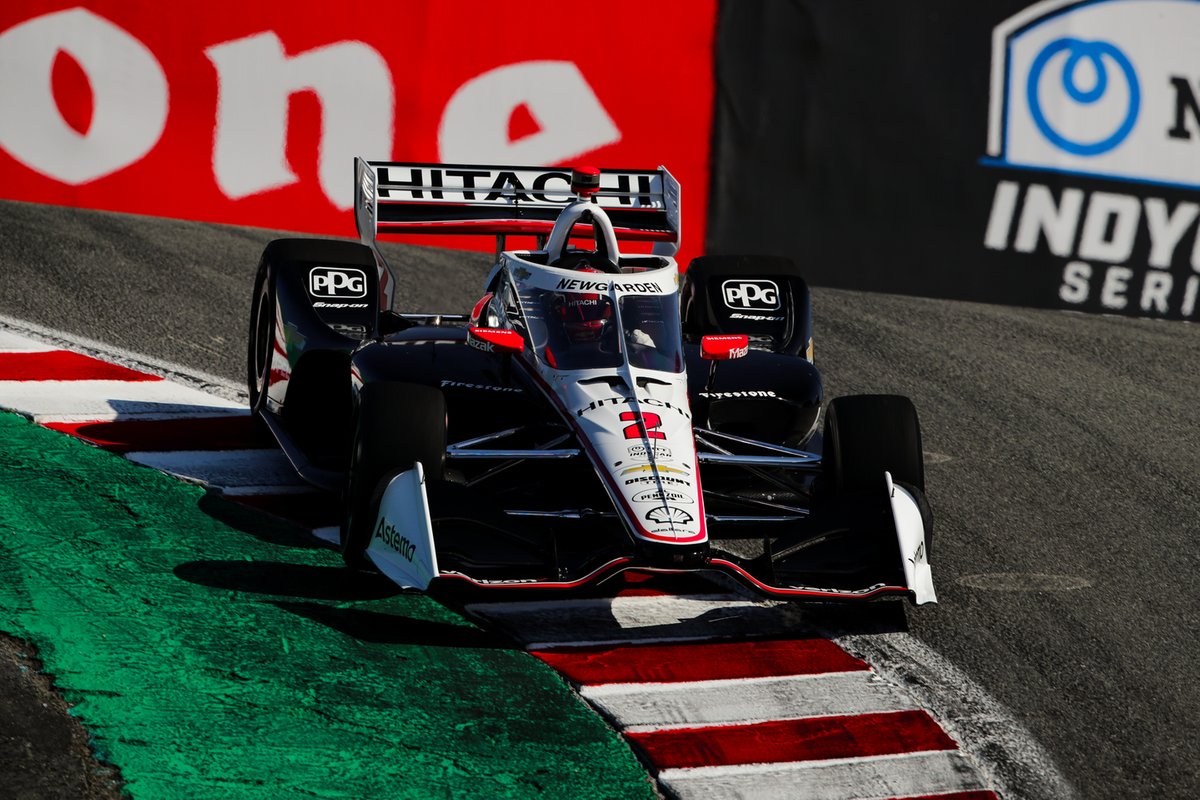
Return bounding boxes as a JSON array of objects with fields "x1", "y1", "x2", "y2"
[
  {"x1": 1026, "y1": 37, "x2": 1140, "y2": 157},
  {"x1": 309, "y1": 267, "x2": 366, "y2": 298},
  {"x1": 721, "y1": 279, "x2": 780, "y2": 311}
]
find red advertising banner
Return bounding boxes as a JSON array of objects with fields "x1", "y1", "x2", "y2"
[{"x1": 0, "y1": 1, "x2": 715, "y2": 262}]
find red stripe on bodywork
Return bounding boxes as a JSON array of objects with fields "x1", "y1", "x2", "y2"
[
  {"x1": 0, "y1": 351, "x2": 161, "y2": 382},
  {"x1": 532, "y1": 638, "x2": 867, "y2": 685},
  {"x1": 44, "y1": 415, "x2": 265, "y2": 453},
  {"x1": 627, "y1": 710, "x2": 956, "y2": 770}
]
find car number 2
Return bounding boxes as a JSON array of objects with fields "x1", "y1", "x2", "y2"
[{"x1": 620, "y1": 411, "x2": 666, "y2": 440}]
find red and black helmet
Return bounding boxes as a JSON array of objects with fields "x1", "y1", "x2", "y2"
[{"x1": 553, "y1": 268, "x2": 612, "y2": 342}]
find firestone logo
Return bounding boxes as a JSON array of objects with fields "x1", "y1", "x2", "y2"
[
  {"x1": 982, "y1": 0, "x2": 1200, "y2": 319},
  {"x1": 0, "y1": 8, "x2": 620, "y2": 208}
]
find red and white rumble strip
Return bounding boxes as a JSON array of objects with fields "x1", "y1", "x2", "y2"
[
  {"x1": 0, "y1": 324, "x2": 1006, "y2": 800},
  {"x1": 469, "y1": 595, "x2": 1001, "y2": 800},
  {"x1": 0, "y1": 328, "x2": 324, "y2": 521}
]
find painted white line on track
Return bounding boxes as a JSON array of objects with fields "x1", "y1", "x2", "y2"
[
  {"x1": 0, "y1": 331, "x2": 54, "y2": 352},
  {"x1": 125, "y1": 449, "x2": 307, "y2": 490},
  {"x1": 583, "y1": 671, "x2": 916, "y2": 731},
  {"x1": 0, "y1": 380, "x2": 244, "y2": 422},
  {"x1": 0, "y1": 314, "x2": 246, "y2": 403},
  {"x1": 658, "y1": 749, "x2": 988, "y2": 800}
]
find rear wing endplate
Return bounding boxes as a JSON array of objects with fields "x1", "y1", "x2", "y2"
[{"x1": 354, "y1": 158, "x2": 681, "y2": 255}]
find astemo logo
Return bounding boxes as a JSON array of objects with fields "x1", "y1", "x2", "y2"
[{"x1": 984, "y1": 0, "x2": 1200, "y2": 189}]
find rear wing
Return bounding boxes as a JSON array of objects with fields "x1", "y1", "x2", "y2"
[{"x1": 354, "y1": 158, "x2": 681, "y2": 256}]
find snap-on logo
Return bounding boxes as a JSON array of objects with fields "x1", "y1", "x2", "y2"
[
  {"x1": 721, "y1": 279, "x2": 779, "y2": 311},
  {"x1": 309, "y1": 267, "x2": 366, "y2": 299}
]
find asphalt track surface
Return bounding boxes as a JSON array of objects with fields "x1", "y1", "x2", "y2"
[{"x1": 1, "y1": 198, "x2": 1197, "y2": 798}]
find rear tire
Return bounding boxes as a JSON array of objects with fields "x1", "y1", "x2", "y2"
[
  {"x1": 821, "y1": 394, "x2": 924, "y2": 494},
  {"x1": 247, "y1": 259, "x2": 275, "y2": 418},
  {"x1": 341, "y1": 382, "x2": 446, "y2": 568}
]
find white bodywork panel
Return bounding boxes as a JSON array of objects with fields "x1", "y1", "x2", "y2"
[
  {"x1": 366, "y1": 463, "x2": 439, "y2": 590},
  {"x1": 887, "y1": 471, "x2": 937, "y2": 604}
]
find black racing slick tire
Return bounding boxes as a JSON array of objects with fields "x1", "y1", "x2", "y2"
[
  {"x1": 821, "y1": 394, "x2": 925, "y2": 495},
  {"x1": 340, "y1": 382, "x2": 446, "y2": 569},
  {"x1": 247, "y1": 258, "x2": 275, "y2": 418}
]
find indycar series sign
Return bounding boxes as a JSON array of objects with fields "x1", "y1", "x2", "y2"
[
  {"x1": 981, "y1": 0, "x2": 1200, "y2": 318},
  {"x1": 0, "y1": 2, "x2": 715, "y2": 262}
]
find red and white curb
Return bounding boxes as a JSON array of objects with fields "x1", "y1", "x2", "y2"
[
  {"x1": 468, "y1": 595, "x2": 1001, "y2": 800},
  {"x1": 0, "y1": 328, "x2": 331, "y2": 526},
  {"x1": 1, "y1": 321, "x2": 1070, "y2": 799}
]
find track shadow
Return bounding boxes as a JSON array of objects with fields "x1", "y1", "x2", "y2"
[
  {"x1": 174, "y1": 559, "x2": 400, "y2": 601},
  {"x1": 196, "y1": 492, "x2": 328, "y2": 550},
  {"x1": 271, "y1": 601, "x2": 508, "y2": 648},
  {"x1": 801, "y1": 601, "x2": 911, "y2": 637}
]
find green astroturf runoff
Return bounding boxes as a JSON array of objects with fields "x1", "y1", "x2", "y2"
[{"x1": 0, "y1": 412, "x2": 655, "y2": 799}]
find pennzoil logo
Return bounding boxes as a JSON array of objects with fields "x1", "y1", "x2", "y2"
[{"x1": 632, "y1": 489, "x2": 690, "y2": 504}]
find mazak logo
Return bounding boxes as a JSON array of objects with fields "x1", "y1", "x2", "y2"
[
  {"x1": 309, "y1": 267, "x2": 366, "y2": 298},
  {"x1": 721, "y1": 279, "x2": 779, "y2": 310},
  {"x1": 982, "y1": 0, "x2": 1200, "y2": 320}
]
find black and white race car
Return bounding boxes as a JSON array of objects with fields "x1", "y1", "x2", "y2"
[{"x1": 247, "y1": 159, "x2": 935, "y2": 604}]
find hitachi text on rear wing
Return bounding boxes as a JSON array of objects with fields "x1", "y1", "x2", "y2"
[{"x1": 353, "y1": 158, "x2": 681, "y2": 258}]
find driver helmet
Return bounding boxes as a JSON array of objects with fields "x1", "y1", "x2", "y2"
[{"x1": 553, "y1": 268, "x2": 612, "y2": 343}]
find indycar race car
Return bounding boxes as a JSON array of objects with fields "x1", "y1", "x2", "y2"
[{"x1": 247, "y1": 159, "x2": 936, "y2": 604}]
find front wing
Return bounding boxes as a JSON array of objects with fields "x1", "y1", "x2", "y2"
[{"x1": 362, "y1": 443, "x2": 935, "y2": 605}]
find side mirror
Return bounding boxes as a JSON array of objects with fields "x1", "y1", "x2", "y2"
[
  {"x1": 701, "y1": 334, "x2": 749, "y2": 361},
  {"x1": 467, "y1": 327, "x2": 524, "y2": 355}
]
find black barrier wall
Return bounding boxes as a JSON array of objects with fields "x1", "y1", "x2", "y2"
[{"x1": 708, "y1": 0, "x2": 1200, "y2": 321}]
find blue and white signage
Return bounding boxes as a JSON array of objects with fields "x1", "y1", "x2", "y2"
[{"x1": 986, "y1": 0, "x2": 1200, "y2": 190}]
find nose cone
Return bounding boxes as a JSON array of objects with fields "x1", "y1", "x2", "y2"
[{"x1": 563, "y1": 379, "x2": 707, "y2": 548}]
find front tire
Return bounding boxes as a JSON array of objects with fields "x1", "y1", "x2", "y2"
[
  {"x1": 341, "y1": 382, "x2": 446, "y2": 568},
  {"x1": 821, "y1": 394, "x2": 925, "y2": 494},
  {"x1": 821, "y1": 393, "x2": 932, "y2": 562}
]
